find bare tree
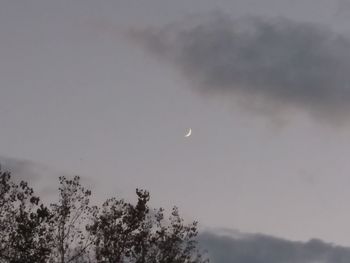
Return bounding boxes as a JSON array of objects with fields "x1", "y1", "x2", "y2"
[{"x1": 50, "y1": 176, "x2": 96, "y2": 263}]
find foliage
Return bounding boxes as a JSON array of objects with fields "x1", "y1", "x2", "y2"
[
  {"x1": 0, "y1": 168, "x2": 55, "y2": 263},
  {"x1": 0, "y1": 167, "x2": 208, "y2": 263},
  {"x1": 88, "y1": 190, "x2": 207, "y2": 263},
  {"x1": 49, "y1": 176, "x2": 97, "y2": 263}
]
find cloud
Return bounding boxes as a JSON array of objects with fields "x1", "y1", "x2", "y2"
[
  {"x1": 0, "y1": 156, "x2": 48, "y2": 182},
  {"x1": 199, "y1": 229, "x2": 350, "y2": 263},
  {"x1": 0, "y1": 156, "x2": 68, "y2": 200},
  {"x1": 132, "y1": 13, "x2": 350, "y2": 122},
  {"x1": 0, "y1": 156, "x2": 96, "y2": 202},
  {"x1": 336, "y1": 0, "x2": 350, "y2": 18}
]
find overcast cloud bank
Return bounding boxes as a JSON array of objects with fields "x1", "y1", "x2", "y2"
[{"x1": 200, "y1": 230, "x2": 350, "y2": 263}]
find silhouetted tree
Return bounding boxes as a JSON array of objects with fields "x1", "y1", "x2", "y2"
[
  {"x1": 87, "y1": 189, "x2": 150, "y2": 262},
  {"x1": 0, "y1": 169, "x2": 14, "y2": 258},
  {"x1": 148, "y1": 206, "x2": 206, "y2": 263},
  {"x1": 0, "y1": 167, "x2": 208, "y2": 263},
  {"x1": 50, "y1": 176, "x2": 96, "y2": 263},
  {"x1": 0, "y1": 168, "x2": 55, "y2": 263},
  {"x1": 88, "y1": 189, "x2": 208, "y2": 263}
]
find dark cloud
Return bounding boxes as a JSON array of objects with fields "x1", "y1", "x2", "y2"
[
  {"x1": 0, "y1": 156, "x2": 67, "y2": 200},
  {"x1": 200, "y1": 229, "x2": 350, "y2": 263},
  {"x1": 0, "y1": 156, "x2": 47, "y2": 182},
  {"x1": 132, "y1": 13, "x2": 350, "y2": 121},
  {"x1": 0, "y1": 156, "x2": 96, "y2": 202}
]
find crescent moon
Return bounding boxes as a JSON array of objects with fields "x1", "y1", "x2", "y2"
[{"x1": 185, "y1": 128, "x2": 192, "y2": 137}]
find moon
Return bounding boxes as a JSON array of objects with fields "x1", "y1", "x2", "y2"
[{"x1": 185, "y1": 128, "x2": 192, "y2": 138}]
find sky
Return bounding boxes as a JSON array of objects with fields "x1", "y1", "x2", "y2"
[{"x1": 2, "y1": 0, "x2": 350, "y2": 261}]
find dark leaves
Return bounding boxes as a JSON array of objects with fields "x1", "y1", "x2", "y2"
[{"x1": 0, "y1": 167, "x2": 207, "y2": 263}]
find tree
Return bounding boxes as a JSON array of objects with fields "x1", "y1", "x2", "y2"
[
  {"x1": 0, "y1": 169, "x2": 15, "y2": 258},
  {"x1": 88, "y1": 189, "x2": 208, "y2": 263},
  {"x1": 50, "y1": 176, "x2": 96, "y2": 263},
  {"x1": 0, "y1": 167, "x2": 208, "y2": 263},
  {"x1": 87, "y1": 189, "x2": 150, "y2": 262},
  {"x1": 148, "y1": 206, "x2": 206, "y2": 263},
  {"x1": 0, "y1": 168, "x2": 55, "y2": 263}
]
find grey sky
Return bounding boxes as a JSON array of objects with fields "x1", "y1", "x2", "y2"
[{"x1": 2, "y1": 0, "x2": 350, "y2": 253}]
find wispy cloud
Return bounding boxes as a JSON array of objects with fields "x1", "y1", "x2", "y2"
[
  {"x1": 200, "y1": 229, "x2": 350, "y2": 263},
  {"x1": 0, "y1": 156, "x2": 50, "y2": 182},
  {"x1": 0, "y1": 156, "x2": 69, "y2": 200},
  {"x1": 132, "y1": 13, "x2": 350, "y2": 122}
]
